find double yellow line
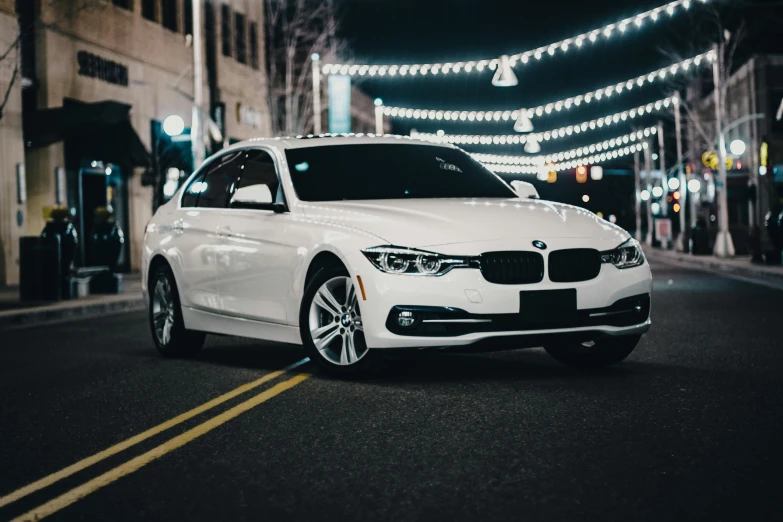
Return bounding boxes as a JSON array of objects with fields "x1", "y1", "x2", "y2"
[{"x1": 1, "y1": 359, "x2": 311, "y2": 521}]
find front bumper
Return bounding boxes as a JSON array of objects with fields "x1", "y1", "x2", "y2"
[{"x1": 343, "y1": 239, "x2": 653, "y2": 349}]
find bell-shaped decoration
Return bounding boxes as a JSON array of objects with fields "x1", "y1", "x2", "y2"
[
  {"x1": 514, "y1": 109, "x2": 534, "y2": 133},
  {"x1": 492, "y1": 55, "x2": 518, "y2": 87}
]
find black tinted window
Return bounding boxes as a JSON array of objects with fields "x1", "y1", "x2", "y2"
[
  {"x1": 197, "y1": 152, "x2": 242, "y2": 208},
  {"x1": 286, "y1": 144, "x2": 513, "y2": 202},
  {"x1": 237, "y1": 150, "x2": 280, "y2": 197},
  {"x1": 181, "y1": 172, "x2": 205, "y2": 207}
]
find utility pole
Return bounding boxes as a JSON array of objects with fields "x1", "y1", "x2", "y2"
[
  {"x1": 375, "y1": 100, "x2": 384, "y2": 135},
  {"x1": 712, "y1": 44, "x2": 735, "y2": 257},
  {"x1": 634, "y1": 150, "x2": 642, "y2": 242},
  {"x1": 191, "y1": 0, "x2": 205, "y2": 169},
  {"x1": 311, "y1": 54, "x2": 322, "y2": 134},
  {"x1": 644, "y1": 142, "x2": 654, "y2": 246},
  {"x1": 657, "y1": 121, "x2": 669, "y2": 248},
  {"x1": 673, "y1": 96, "x2": 687, "y2": 252}
]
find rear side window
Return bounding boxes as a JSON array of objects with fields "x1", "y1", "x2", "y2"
[
  {"x1": 196, "y1": 152, "x2": 243, "y2": 208},
  {"x1": 180, "y1": 172, "x2": 205, "y2": 207},
  {"x1": 237, "y1": 150, "x2": 280, "y2": 198}
]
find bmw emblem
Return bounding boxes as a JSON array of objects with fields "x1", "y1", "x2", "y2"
[{"x1": 532, "y1": 240, "x2": 547, "y2": 250}]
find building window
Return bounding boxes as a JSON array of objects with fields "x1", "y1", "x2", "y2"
[
  {"x1": 142, "y1": 0, "x2": 156, "y2": 21},
  {"x1": 112, "y1": 0, "x2": 131, "y2": 9},
  {"x1": 249, "y1": 22, "x2": 259, "y2": 70},
  {"x1": 161, "y1": 0, "x2": 178, "y2": 32},
  {"x1": 221, "y1": 4, "x2": 231, "y2": 57},
  {"x1": 184, "y1": 0, "x2": 193, "y2": 36},
  {"x1": 234, "y1": 12, "x2": 246, "y2": 64}
]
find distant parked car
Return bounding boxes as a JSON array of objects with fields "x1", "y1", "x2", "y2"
[{"x1": 142, "y1": 136, "x2": 651, "y2": 375}]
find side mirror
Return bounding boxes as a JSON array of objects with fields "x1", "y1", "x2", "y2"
[
  {"x1": 510, "y1": 180, "x2": 540, "y2": 199},
  {"x1": 230, "y1": 185, "x2": 286, "y2": 212}
]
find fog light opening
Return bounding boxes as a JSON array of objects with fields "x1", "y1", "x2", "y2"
[{"x1": 396, "y1": 311, "x2": 417, "y2": 328}]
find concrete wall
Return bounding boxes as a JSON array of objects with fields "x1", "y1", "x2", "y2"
[{"x1": 0, "y1": 4, "x2": 25, "y2": 285}]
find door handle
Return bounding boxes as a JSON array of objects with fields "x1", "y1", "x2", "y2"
[
  {"x1": 216, "y1": 225, "x2": 233, "y2": 237},
  {"x1": 172, "y1": 220, "x2": 184, "y2": 234}
]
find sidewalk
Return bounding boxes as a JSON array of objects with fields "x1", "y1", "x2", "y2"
[
  {"x1": 644, "y1": 247, "x2": 783, "y2": 286},
  {"x1": 0, "y1": 274, "x2": 145, "y2": 329}
]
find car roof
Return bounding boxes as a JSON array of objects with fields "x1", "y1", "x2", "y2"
[{"x1": 236, "y1": 134, "x2": 459, "y2": 150}]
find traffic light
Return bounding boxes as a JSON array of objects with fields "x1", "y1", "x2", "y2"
[{"x1": 576, "y1": 165, "x2": 587, "y2": 183}]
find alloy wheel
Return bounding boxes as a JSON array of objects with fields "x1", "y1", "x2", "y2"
[
  {"x1": 151, "y1": 276, "x2": 176, "y2": 345},
  {"x1": 308, "y1": 276, "x2": 368, "y2": 366}
]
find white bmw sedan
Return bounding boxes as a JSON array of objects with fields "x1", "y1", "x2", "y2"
[{"x1": 142, "y1": 136, "x2": 651, "y2": 375}]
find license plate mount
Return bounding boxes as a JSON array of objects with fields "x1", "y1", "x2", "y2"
[{"x1": 519, "y1": 289, "x2": 577, "y2": 323}]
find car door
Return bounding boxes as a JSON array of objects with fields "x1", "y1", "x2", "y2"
[
  {"x1": 175, "y1": 151, "x2": 241, "y2": 313},
  {"x1": 216, "y1": 148, "x2": 297, "y2": 324}
]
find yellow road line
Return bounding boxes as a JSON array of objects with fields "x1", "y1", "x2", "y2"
[
  {"x1": 12, "y1": 372, "x2": 311, "y2": 522},
  {"x1": 0, "y1": 358, "x2": 309, "y2": 509}
]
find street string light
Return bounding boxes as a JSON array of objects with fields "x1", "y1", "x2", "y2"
[
  {"x1": 470, "y1": 127, "x2": 657, "y2": 165},
  {"x1": 321, "y1": 0, "x2": 708, "y2": 86},
  {"x1": 410, "y1": 99, "x2": 673, "y2": 145},
  {"x1": 379, "y1": 51, "x2": 713, "y2": 124},
  {"x1": 484, "y1": 143, "x2": 646, "y2": 175}
]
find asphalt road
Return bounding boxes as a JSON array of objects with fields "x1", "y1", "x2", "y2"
[{"x1": 1, "y1": 260, "x2": 782, "y2": 522}]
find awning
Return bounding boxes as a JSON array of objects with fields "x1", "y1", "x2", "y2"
[{"x1": 24, "y1": 99, "x2": 151, "y2": 168}]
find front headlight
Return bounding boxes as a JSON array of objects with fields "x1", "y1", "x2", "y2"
[
  {"x1": 362, "y1": 246, "x2": 472, "y2": 276},
  {"x1": 601, "y1": 239, "x2": 645, "y2": 269}
]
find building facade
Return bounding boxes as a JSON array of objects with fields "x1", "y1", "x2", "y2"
[
  {"x1": 0, "y1": 0, "x2": 25, "y2": 287},
  {"x1": 0, "y1": 0, "x2": 272, "y2": 284}
]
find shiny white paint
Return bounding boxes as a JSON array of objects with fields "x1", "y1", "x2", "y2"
[{"x1": 142, "y1": 137, "x2": 652, "y2": 350}]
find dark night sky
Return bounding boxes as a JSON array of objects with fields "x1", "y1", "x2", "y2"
[{"x1": 333, "y1": 0, "x2": 781, "y2": 224}]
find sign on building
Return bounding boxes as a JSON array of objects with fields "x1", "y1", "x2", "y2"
[{"x1": 77, "y1": 51, "x2": 128, "y2": 87}]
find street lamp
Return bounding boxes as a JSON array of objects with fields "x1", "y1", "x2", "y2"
[
  {"x1": 729, "y1": 138, "x2": 746, "y2": 156},
  {"x1": 687, "y1": 178, "x2": 701, "y2": 193},
  {"x1": 162, "y1": 115, "x2": 185, "y2": 137}
]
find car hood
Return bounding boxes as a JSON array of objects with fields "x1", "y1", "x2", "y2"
[{"x1": 300, "y1": 198, "x2": 630, "y2": 248}]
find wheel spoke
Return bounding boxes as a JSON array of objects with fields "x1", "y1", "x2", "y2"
[
  {"x1": 339, "y1": 335, "x2": 349, "y2": 365},
  {"x1": 314, "y1": 327, "x2": 341, "y2": 351},
  {"x1": 345, "y1": 332, "x2": 358, "y2": 363},
  {"x1": 314, "y1": 286, "x2": 341, "y2": 316},
  {"x1": 162, "y1": 319, "x2": 172, "y2": 344},
  {"x1": 311, "y1": 322, "x2": 339, "y2": 340},
  {"x1": 154, "y1": 283, "x2": 167, "y2": 307},
  {"x1": 345, "y1": 279, "x2": 355, "y2": 308},
  {"x1": 153, "y1": 310, "x2": 167, "y2": 328}
]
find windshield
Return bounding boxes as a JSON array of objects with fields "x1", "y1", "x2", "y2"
[{"x1": 285, "y1": 143, "x2": 514, "y2": 201}]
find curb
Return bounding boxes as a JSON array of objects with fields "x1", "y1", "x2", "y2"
[
  {"x1": 0, "y1": 296, "x2": 146, "y2": 329},
  {"x1": 645, "y1": 249, "x2": 783, "y2": 285}
]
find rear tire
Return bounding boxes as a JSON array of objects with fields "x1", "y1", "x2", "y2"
[
  {"x1": 299, "y1": 265, "x2": 376, "y2": 377},
  {"x1": 544, "y1": 335, "x2": 641, "y2": 368},
  {"x1": 149, "y1": 263, "x2": 205, "y2": 357}
]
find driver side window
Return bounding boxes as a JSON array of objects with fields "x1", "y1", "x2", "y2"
[{"x1": 232, "y1": 149, "x2": 281, "y2": 205}]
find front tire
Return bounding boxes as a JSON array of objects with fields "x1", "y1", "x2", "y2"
[
  {"x1": 544, "y1": 335, "x2": 641, "y2": 368},
  {"x1": 299, "y1": 265, "x2": 375, "y2": 376},
  {"x1": 149, "y1": 263, "x2": 206, "y2": 357}
]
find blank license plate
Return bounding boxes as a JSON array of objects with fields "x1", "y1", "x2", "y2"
[{"x1": 519, "y1": 289, "x2": 577, "y2": 322}]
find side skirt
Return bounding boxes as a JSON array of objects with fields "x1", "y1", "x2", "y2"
[{"x1": 182, "y1": 307, "x2": 303, "y2": 345}]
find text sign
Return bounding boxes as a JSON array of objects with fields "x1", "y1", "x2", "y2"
[
  {"x1": 328, "y1": 75, "x2": 351, "y2": 134},
  {"x1": 77, "y1": 51, "x2": 128, "y2": 87},
  {"x1": 655, "y1": 218, "x2": 672, "y2": 241}
]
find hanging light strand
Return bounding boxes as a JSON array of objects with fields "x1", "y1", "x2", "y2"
[
  {"x1": 470, "y1": 127, "x2": 656, "y2": 165},
  {"x1": 485, "y1": 143, "x2": 646, "y2": 175},
  {"x1": 382, "y1": 51, "x2": 711, "y2": 123},
  {"x1": 322, "y1": 0, "x2": 705, "y2": 77},
  {"x1": 411, "y1": 97, "x2": 672, "y2": 145}
]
